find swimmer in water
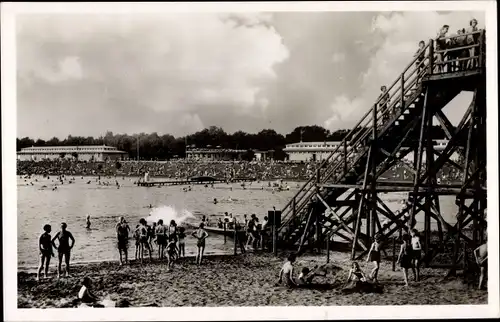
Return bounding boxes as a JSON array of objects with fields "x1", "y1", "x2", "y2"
[
  {"x1": 86, "y1": 215, "x2": 91, "y2": 229},
  {"x1": 213, "y1": 198, "x2": 218, "y2": 204}
]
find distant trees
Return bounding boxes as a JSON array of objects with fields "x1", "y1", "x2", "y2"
[{"x1": 16, "y1": 125, "x2": 449, "y2": 161}]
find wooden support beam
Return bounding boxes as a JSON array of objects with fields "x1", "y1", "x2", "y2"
[
  {"x1": 317, "y1": 193, "x2": 367, "y2": 251},
  {"x1": 435, "y1": 109, "x2": 455, "y2": 140}
]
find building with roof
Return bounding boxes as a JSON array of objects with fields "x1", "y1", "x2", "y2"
[
  {"x1": 186, "y1": 147, "x2": 247, "y2": 161},
  {"x1": 283, "y1": 141, "x2": 349, "y2": 162},
  {"x1": 17, "y1": 145, "x2": 128, "y2": 162}
]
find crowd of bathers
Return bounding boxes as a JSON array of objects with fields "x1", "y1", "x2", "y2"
[{"x1": 17, "y1": 159, "x2": 462, "y2": 184}]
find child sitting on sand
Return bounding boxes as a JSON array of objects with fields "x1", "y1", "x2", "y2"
[
  {"x1": 298, "y1": 267, "x2": 317, "y2": 285},
  {"x1": 191, "y1": 223, "x2": 209, "y2": 266},
  {"x1": 342, "y1": 262, "x2": 382, "y2": 294},
  {"x1": 37, "y1": 224, "x2": 54, "y2": 281},
  {"x1": 78, "y1": 277, "x2": 103, "y2": 307},
  {"x1": 276, "y1": 253, "x2": 298, "y2": 287}
]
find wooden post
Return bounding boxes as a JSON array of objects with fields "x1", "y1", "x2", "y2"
[
  {"x1": 400, "y1": 73, "x2": 405, "y2": 114},
  {"x1": 292, "y1": 197, "x2": 296, "y2": 219},
  {"x1": 234, "y1": 223, "x2": 237, "y2": 255},
  {"x1": 428, "y1": 39, "x2": 434, "y2": 74},
  {"x1": 392, "y1": 237, "x2": 396, "y2": 271},
  {"x1": 344, "y1": 140, "x2": 348, "y2": 174},
  {"x1": 273, "y1": 223, "x2": 277, "y2": 256},
  {"x1": 224, "y1": 222, "x2": 227, "y2": 244},
  {"x1": 370, "y1": 102, "x2": 377, "y2": 241},
  {"x1": 326, "y1": 234, "x2": 330, "y2": 263}
]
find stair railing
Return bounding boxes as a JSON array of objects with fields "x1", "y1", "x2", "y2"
[{"x1": 278, "y1": 30, "x2": 486, "y2": 235}]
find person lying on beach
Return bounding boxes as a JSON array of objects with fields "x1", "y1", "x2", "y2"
[
  {"x1": 297, "y1": 267, "x2": 316, "y2": 285},
  {"x1": 276, "y1": 253, "x2": 298, "y2": 287},
  {"x1": 473, "y1": 242, "x2": 487, "y2": 290},
  {"x1": 51, "y1": 222, "x2": 75, "y2": 278},
  {"x1": 342, "y1": 262, "x2": 383, "y2": 294},
  {"x1": 366, "y1": 234, "x2": 381, "y2": 283},
  {"x1": 37, "y1": 224, "x2": 54, "y2": 281},
  {"x1": 192, "y1": 223, "x2": 209, "y2": 266}
]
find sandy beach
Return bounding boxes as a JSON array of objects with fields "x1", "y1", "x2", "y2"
[{"x1": 18, "y1": 251, "x2": 487, "y2": 308}]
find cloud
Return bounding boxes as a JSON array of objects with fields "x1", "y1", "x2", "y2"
[
  {"x1": 17, "y1": 13, "x2": 289, "y2": 138},
  {"x1": 16, "y1": 11, "x2": 485, "y2": 140},
  {"x1": 323, "y1": 11, "x2": 485, "y2": 130},
  {"x1": 331, "y1": 52, "x2": 346, "y2": 64}
]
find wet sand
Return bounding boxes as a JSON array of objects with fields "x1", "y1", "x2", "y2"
[{"x1": 18, "y1": 251, "x2": 487, "y2": 308}]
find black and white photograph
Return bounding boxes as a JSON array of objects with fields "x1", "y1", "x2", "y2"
[{"x1": 2, "y1": 1, "x2": 498, "y2": 321}]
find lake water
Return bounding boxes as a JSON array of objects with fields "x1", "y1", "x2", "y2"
[{"x1": 17, "y1": 175, "x2": 460, "y2": 267}]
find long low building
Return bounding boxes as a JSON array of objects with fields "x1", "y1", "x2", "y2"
[
  {"x1": 284, "y1": 139, "x2": 459, "y2": 163},
  {"x1": 17, "y1": 145, "x2": 128, "y2": 162},
  {"x1": 284, "y1": 141, "x2": 350, "y2": 162}
]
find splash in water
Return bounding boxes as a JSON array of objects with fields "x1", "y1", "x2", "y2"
[{"x1": 145, "y1": 205, "x2": 195, "y2": 226}]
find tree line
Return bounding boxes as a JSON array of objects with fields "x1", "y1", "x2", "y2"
[{"x1": 17, "y1": 125, "x2": 448, "y2": 161}]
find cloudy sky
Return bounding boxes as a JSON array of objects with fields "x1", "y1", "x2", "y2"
[{"x1": 16, "y1": 10, "x2": 484, "y2": 139}]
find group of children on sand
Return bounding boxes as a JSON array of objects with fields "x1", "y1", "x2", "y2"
[{"x1": 277, "y1": 227, "x2": 486, "y2": 291}]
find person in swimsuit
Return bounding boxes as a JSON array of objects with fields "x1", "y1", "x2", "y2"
[
  {"x1": 414, "y1": 40, "x2": 426, "y2": 77},
  {"x1": 435, "y1": 25, "x2": 450, "y2": 72},
  {"x1": 166, "y1": 239, "x2": 179, "y2": 270},
  {"x1": 397, "y1": 234, "x2": 416, "y2": 286},
  {"x1": 277, "y1": 253, "x2": 298, "y2": 288},
  {"x1": 138, "y1": 219, "x2": 152, "y2": 263},
  {"x1": 133, "y1": 224, "x2": 141, "y2": 261},
  {"x1": 366, "y1": 234, "x2": 381, "y2": 283},
  {"x1": 410, "y1": 229, "x2": 422, "y2": 281},
  {"x1": 191, "y1": 222, "x2": 209, "y2": 266},
  {"x1": 466, "y1": 18, "x2": 479, "y2": 69},
  {"x1": 51, "y1": 222, "x2": 75, "y2": 278},
  {"x1": 473, "y1": 242, "x2": 487, "y2": 290},
  {"x1": 149, "y1": 222, "x2": 157, "y2": 251},
  {"x1": 177, "y1": 227, "x2": 186, "y2": 258},
  {"x1": 37, "y1": 224, "x2": 54, "y2": 281},
  {"x1": 169, "y1": 220, "x2": 178, "y2": 244},
  {"x1": 86, "y1": 214, "x2": 91, "y2": 229},
  {"x1": 245, "y1": 216, "x2": 256, "y2": 250},
  {"x1": 155, "y1": 220, "x2": 167, "y2": 259},
  {"x1": 115, "y1": 217, "x2": 130, "y2": 265}
]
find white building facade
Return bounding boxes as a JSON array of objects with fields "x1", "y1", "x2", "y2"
[
  {"x1": 283, "y1": 141, "x2": 350, "y2": 162},
  {"x1": 17, "y1": 145, "x2": 128, "y2": 162},
  {"x1": 284, "y1": 139, "x2": 458, "y2": 163}
]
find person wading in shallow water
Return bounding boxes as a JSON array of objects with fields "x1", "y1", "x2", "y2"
[
  {"x1": 115, "y1": 217, "x2": 130, "y2": 265},
  {"x1": 52, "y1": 222, "x2": 75, "y2": 278}
]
